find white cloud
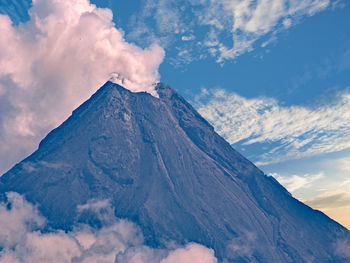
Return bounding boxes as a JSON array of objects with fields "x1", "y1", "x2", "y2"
[
  {"x1": 181, "y1": 34, "x2": 195, "y2": 41},
  {"x1": 271, "y1": 172, "x2": 324, "y2": 193},
  {"x1": 339, "y1": 179, "x2": 350, "y2": 188},
  {"x1": 0, "y1": 192, "x2": 45, "y2": 249},
  {"x1": 195, "y1": 88, "x2": 350, "y2": 164},
  {"x1": 337, "y1": 157, "x2": 350, "y2": 172},
  {"x1": 0, "y1": 0, "x2": 165, "y2": 175},
  {"x1": 131, "y1": 0, "x2": 331, "y2": 62},
  {"x1": 77, "y1": 199, "x2": 111, "y2": 213},
  {"x1": 160, "y1": 243, "x2": 217, "y2": 263},
  {"x1": 0, "y1": 193, "x2": 218, "y2": 263},
  {"x1": 282, "y1": 18, "x2": 292, "y2": 28},
  {"x1": 169, "y1": 48, "x2": 194, "y2": 67},
  {"x1": 331, "y1": 0, "x2": 346, "y2": 10}
]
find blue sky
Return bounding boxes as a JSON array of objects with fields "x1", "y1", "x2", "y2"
[{"x1": 0, "y1": 0, "x2": 349, "y2": 228}]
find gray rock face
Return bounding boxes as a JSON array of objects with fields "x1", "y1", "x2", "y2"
[{"x1": 1, "y1": 82, "x2": 349, "y2": 262}]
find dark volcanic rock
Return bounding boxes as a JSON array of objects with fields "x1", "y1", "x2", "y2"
[{"x1": 1, "y1": 82, "x2": 349, "y2": 262}]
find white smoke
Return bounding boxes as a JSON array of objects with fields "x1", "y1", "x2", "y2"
[
  {"x1": 0, "y1": 0, "x2": 165, "y2": 175},
  {"x1": 0, "y1": 192, "x2": 218, "y2": 263}
]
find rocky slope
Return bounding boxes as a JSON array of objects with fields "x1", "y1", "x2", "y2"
[{"x1": 1, "y1": 82, "x2": 349, "y2": 262}]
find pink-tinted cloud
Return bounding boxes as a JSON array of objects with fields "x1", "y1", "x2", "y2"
[
  {"x1": 0, "y1": 0, "x2": 165, "y2": 175},
  {"x1": 0, "y1": 193, "x2": 218, "y2": 263}
]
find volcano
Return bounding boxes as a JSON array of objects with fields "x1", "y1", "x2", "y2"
[{"x1": 1, "y1": 81, "x2": 349, "y2": 262}]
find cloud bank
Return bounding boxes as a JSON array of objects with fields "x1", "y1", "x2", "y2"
[
  {"x1": 195, "y1": 88, "x2": 350, "y2": 165},
  {"x1": 0, "y1": 0, "x2": 165, "y2": 174},
  {"x1": 305, "y1": 189, "x2": 350, "y2": 230},
  {"x1": 131, "y1": 0, "x2": 331, "y2": 62},
  {"x1": 0, "y1": 192, "x2": 218, "y2": 263},
  {"x1": 306, "y1": 191, "x2": 350, "y2": 211}
]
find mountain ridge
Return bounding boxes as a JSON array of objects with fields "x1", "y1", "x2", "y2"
[{"x1": 1, "y1": 81, "x2": 349, "y2": 262}]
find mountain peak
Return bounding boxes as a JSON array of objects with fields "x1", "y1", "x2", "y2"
[{"x1": 94, "y1": 81, "x2": 181, "y2": 102}]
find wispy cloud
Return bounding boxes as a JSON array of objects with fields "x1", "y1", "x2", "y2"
[
  {"x1": 0, "y1": 0, "x2": 165, "y2": 175},
  {"x1": 130, "y1": 0, "x2": 332, "y2": 62},
  {"x1": 210, "y1": 0, "x2": 330, "y2": 61},
  {"x1": 0, "y1": 192, "x2": 218, "y2": 263},
  {"x1": 305, "y1": 190, "x2": 350, "y2": 210},
  {"x1": 195, "y1": 88, "x2": 350, "y2": 165},
  {"x1": 271, "y1": 172, "x2": 324, "y2": 193},
  {"x1": 336, "y1": 157, "x2": 350, "y2": 172}
]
